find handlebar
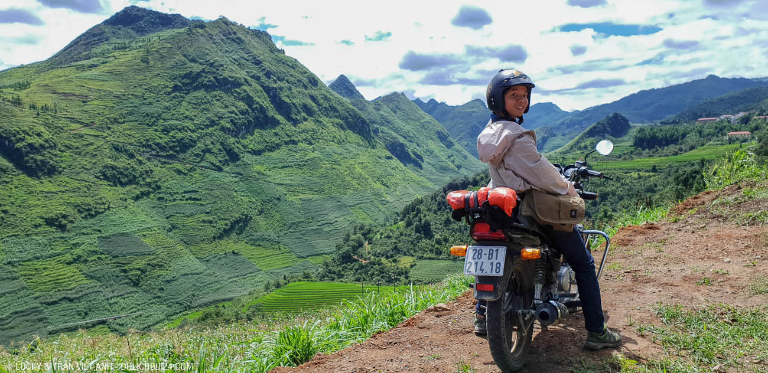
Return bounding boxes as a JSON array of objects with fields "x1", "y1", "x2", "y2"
[
  {"x1": 563, "y1": 165, "x2": 611, "y2": 181},
  {"x1": 583, "y1": 168, "x2": 612, "y2": 180},
  {"x1": 560, "y1": 163, "x2": 612, "y2": 199},
  {"x1": 579, "y1": 191, "x2": 598, "y2": 200}
]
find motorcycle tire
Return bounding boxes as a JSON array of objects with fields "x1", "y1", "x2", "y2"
[{"x1": 486, "y1": 255, "x2": 535, "y2": 372}]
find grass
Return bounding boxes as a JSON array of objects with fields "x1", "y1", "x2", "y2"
[
  {"x1": 599, "y1": 206, "x2": 670, "y2": 239},
  {"x1": 0, "y1": 273, "x2": 473, "y2": 372},
  {"x1": 455, "y1": 360, "x2": 476, "y2": 372},
  {"x1": 648, "y1": 304, "x2": 768, "y2": 370},
  {"x1": 751, "y1": 277, "x2": 768, "y2": 295},
  {"x1": 704, "y1": 148, "x2": 768, "y2": 190},
  {"x1": 734, "y1": 210, "x2": 768, "y2": 225},
  {"x1": 703, "y1": 149, "x2": 768, "y2": 227},
  {"x1": 270, "y1": 320, "x2": 330, "y2": 367},
  {"x1": 575, "y1": 305, "x2": 768, "y2": 372}
]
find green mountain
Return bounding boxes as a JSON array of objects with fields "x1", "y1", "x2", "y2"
[
  {"x1": 414, "y1": 97, "x2": 573, "y2": 156},
  {"x1": 48, "y1": 5, "x2": 194, "y2": 67},
  {"x1": 328, "y1": 74, "x2": 365, "y2": 101},
  {"x1": 413, "y1": 98, "x2": 456, "y2": 123},
  {"x1": 548, "y1": 113, "x2": 631, "y2": 156},
  {"x1": 663, "y1": 86, "x2": 768, "y2": 124},
  {"x1": 413, "y1": 98, "x2": 487, "y2": 157},
  {"x1": 0, "y1": 6, "x2": 481, "y2": 344},
  {"x1": 329, "y1": 76, "x2": 478, "y2": 174},
  {"x1": 524, "y1": 102, "x2": 572, "y2": 129},
  {"x1": 537, "y1": 75, "x2": 768, "y2": 152}
]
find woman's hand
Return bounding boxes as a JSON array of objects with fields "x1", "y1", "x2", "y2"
[{"x1": 566, "y1": 183, "x2": 578, "y2": 197}]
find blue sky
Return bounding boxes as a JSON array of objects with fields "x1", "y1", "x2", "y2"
[{"x1": 1, "y1": 0, "x2": 767, "y2": 111}]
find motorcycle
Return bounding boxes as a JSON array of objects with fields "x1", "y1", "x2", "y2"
[{"x1": 447, "y1": 140, "x2": 615, "y2": 372}]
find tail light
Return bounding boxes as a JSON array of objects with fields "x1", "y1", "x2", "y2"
[
  {"x1": 471, "y1": 221, "x2": 506, "y2": 241},
  {"x1": 476, "y1": 283, "x2": 494, "y2": 292},
  {"x1": 521, "y1": 248, "x2": 541, "y2": 260},
  {"x1": 450, "y1": 245, "x2": 468, "y2": 256}
]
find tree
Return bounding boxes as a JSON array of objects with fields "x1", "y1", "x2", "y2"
[{"x1": 756, "y1": 128, "x2": 768, "y2": 159}]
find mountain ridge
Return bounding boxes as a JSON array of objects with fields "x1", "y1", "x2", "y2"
[
  {"x1": 329, "y1": 75, "x2": 365, "y2": 101},
  {"x1": 50, "y1": 5, "x2": 193, "y2": 67}
]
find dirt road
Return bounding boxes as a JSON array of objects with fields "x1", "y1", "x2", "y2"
[{"x1": 273, "y1": 183, "x2": 768, "y2": 372}]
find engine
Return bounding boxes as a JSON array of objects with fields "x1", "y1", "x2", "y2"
[{"x1": 557, "y1": 264, "x2": 577, "y2": 294}]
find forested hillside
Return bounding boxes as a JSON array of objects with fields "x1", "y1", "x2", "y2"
[
  {"x1": 329, "y1": 75, "x2": 476, "y2": 175},
  {"x1": 0, "y1": 6, "x2": 482, "y2": 344},
  {"x1": 410, "y1": 98, "x2": 488, "y2": 158},
  {"x1": 662, "y1": 86, "x2": 768, "y2": 124},
  {"x1": 536, "y1": 75, "x2": 768, "y2": 152},
  {"x1": 633, "y1": 119, "x2": 767, "y2": 151},
  {"x1": 319, "y1": 172, "x2": 489, "y2": 283},
  {"x1": 549, "y1": 112, "x2": 631, "y2": 156}
]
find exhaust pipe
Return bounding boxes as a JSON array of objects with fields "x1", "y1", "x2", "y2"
[{"x1": 535, "y1": 300, "x2": 569, "y2": 326}]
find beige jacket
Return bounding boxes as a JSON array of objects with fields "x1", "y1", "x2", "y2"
[{"x1": 477, "y1": 119, "x2": 577, "y2": 196}]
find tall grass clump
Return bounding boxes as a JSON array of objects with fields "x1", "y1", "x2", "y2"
[
  {"x1": 602, "y1": 206, "x2": 669, "y2": 238},
  {"x1": 705, "y1": 148, "x2": 767, "y2": 190},
  {"x1": 268, "y1": 321, "x2": 335, "y2": 367}
]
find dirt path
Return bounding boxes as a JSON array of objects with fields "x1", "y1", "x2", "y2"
[{"x1": 273, "y1": 183, "x2": 768, "y2": 372}]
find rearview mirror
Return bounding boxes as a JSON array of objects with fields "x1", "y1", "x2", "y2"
[{"x1": 596, "y1": 140, "x2": 614, "y2": 156}]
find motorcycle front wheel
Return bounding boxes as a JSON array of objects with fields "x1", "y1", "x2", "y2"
[{"x1": 486, "y1": 255, "x2": 535, "y2": 372}]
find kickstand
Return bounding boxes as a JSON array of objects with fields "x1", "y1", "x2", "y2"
[{"x1": 517, "y1": 310, "x2": 534, "y2": 338}]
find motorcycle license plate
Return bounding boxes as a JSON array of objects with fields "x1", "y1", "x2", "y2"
[{"x1": 463, "y1": 246, "x2": 506, "y2": 276}]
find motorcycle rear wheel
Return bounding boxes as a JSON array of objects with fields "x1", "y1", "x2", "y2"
[{"x1": 486, "y1": 256, "x2": 535, "y2": 372}]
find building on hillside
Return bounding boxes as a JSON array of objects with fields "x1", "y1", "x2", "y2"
[
  {"x1": 755, "y1": 116, "x2": 768, "y2": 121},
  {"x1": 719, "y1": 114, "x2": 734, "y2": 121},
  {"x1": 727, "y1": 131, "x2": 752, "y2": 138},
  {"x1": 731, "y1": 112, "x2": 749, "y2": 123},
  {"x1": 697, "y1": 117, "x2": 719, "y2": 123}
]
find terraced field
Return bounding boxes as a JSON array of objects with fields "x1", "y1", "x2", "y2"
[
  {"x1": 409, "y1": 259, "x2": 464, "y2": 283},
  {"x1": 594, "y1": 143, "x2": 743, "y2": 169},
  {"x1": 248, "y1": 282, "x2": 412, "y2": 313},
  {"x1": 189, "y1": 240, "x2": 301, "y2": 270}
]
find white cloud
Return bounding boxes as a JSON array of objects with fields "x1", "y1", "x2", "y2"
[{"x1": 1, "y1": 0, "x2": 767, "y2": 111}]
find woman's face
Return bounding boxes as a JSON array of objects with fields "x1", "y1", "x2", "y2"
[{"x1": 503, "y1": 86, "x2": 529, "y2": 118}]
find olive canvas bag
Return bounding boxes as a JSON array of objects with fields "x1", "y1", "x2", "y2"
[{"x1": 520, "y1": 189, "x2": 585, "y2": 232}]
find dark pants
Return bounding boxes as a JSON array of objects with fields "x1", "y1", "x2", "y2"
[{"x1": 476, "y1": 227, "x2": 605, "y2": 333}]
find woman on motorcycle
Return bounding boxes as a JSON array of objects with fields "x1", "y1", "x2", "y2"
[{"x1": 473, "y1": 69, "x2": 621, "y2": 350}]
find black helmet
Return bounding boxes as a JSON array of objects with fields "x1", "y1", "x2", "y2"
[{"x1": 486, "y1": 69, "x2": 535, "y2": 119}]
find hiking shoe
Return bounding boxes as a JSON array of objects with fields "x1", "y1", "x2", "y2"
[
  {"x1": 474, "y1": 313, "x2": 487, "y2": 336},
  {"x1": 585, "y1": 326, "x2": 622, "y2": 350}
]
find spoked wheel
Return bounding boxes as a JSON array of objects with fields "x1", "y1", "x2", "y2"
[{"x1": 486, "y1": 256, "x2": 535, "y2": 372}]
